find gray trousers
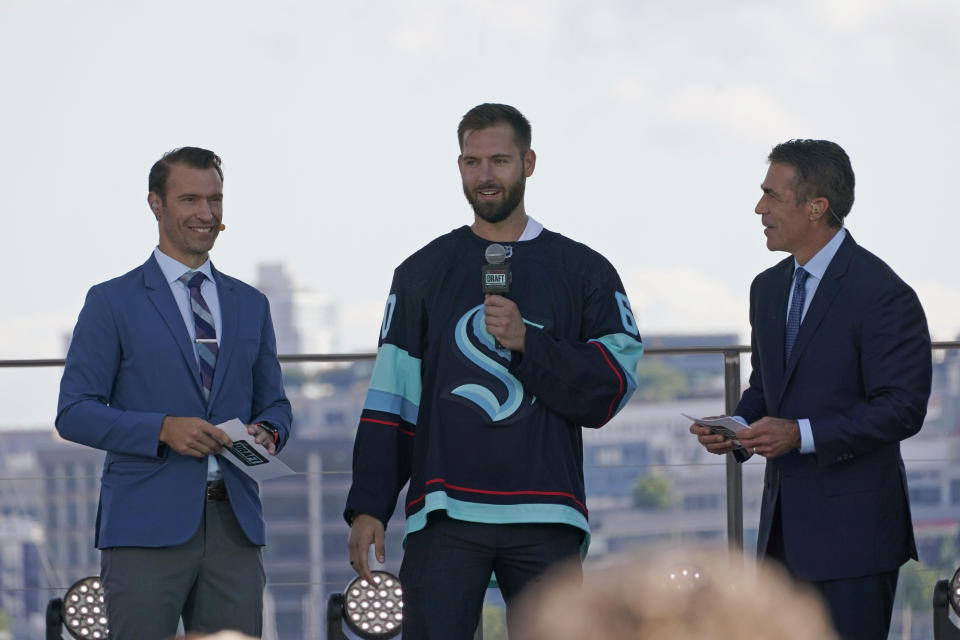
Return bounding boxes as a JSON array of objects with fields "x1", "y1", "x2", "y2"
[{"x1": 101, "y1": 498, "x2": 265, "y2": 640}]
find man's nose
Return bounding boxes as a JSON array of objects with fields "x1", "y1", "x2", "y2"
[{"x1": 478, "y1": 160, "x2": 494, "y2": 181}]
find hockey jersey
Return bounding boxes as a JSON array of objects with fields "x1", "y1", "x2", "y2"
[{"x1": 344, "y1": 226, "x2": 643, "y2": 549}]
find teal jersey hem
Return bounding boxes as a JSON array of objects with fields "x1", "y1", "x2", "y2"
[
  {"x1": 402, "y1": 492, "x2": 592, "y2": 589},
  {"x1": 403, "y1": 491, "x2": 591, "y2": 554}
]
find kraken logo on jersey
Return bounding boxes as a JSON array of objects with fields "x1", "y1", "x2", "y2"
[{"x1": 450, "y1": 304, "x2": 533, "y2": 422}]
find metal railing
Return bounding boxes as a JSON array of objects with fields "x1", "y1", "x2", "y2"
[
  {"x1": 6, "y1": 340, "x2": 959, "y2": 552},
  {"x1": 5, "y1": 341, "x2": 959, "y2": 640}
]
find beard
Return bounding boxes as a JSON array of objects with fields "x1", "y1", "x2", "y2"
[{"x1": 463, "y1": 174, "x2": 526, "y2": 224}]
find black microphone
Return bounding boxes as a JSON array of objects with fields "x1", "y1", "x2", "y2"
[
  {"x1": 482, "y1": 243, "x2": 511, "y2": 351},
  {"x1": 482, "y1": 243, "x2": 511, "y2": 295}
]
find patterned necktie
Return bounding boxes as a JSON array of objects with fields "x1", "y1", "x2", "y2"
[
  {"x1": 784, "y1": 267, "x2": 809, "y2": 362},
  {"x1": 179, "y1": 271, "x2": 218, "y2": 401}
]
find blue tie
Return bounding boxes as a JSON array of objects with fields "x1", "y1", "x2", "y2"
[
  {"x1": 179, "y1": 271, "x2": 219, "y2": 401},
  {"x1": 785, "y1": 267, "x2": 809, "y2": 362}
]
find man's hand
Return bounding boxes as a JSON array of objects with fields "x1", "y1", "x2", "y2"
[
  {"x1": 159, "y1": 417, "x2": 231, "y2": 458},
  {"x1": 736, "y1": 417, "x2": 801, "y2": 459},
  {"x1": 484, "y1": 294, "x2": 526, "y2": 352},
  {"x1": 348, "y1": 514, "x2": 386, "y2": 581},
  {"x1": 247, "y1": 423, "x2": 277, "y2": 455},
  {"x1": 689, "y1": 417, "x2": 742, "y2": 456}
]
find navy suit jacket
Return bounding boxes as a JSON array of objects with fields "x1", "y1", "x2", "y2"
[
  {"x1": 57, "y1": 254, "x2": 292, "y2": 548},
  {"x1": 736, "y1": 232, "x2": 931, "y2": 582}
]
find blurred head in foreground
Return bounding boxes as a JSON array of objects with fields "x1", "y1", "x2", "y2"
[{"x1": 513, "y1": 547, "x2": 838, "y2": 640}]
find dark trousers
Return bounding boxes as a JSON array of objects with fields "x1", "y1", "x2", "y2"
[
  {"x1": 101, "y1": 497, "x2": 265, "y2": 640},
  {"x1": 766, "y1": 498, "x2": 899, "y2": 640},
  {"x1": 399, "y1": 513, "x2": 583, "y2": 640}
]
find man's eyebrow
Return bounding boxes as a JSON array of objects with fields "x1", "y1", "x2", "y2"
[
  {"x1": 463, "y1": 153, "x2": 513, "y2": 160},
  {"x1": 177, "y1": 192, "x2": 222, "y2": 199}
]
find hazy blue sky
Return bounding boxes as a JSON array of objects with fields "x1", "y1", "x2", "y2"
[{"x1": 2, "y1": 0, "x2": 958, "y2": 425}]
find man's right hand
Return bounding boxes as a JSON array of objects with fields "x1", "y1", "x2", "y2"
[
  {"x1": 689, "y1": 419, "x2": 740, "y2": 455},
  {"x1": 348, "y1": 514, "x2": 386, "y2": 582},
  {"x1": 159, "y1": 416, "x2": 231, "y2": 458}
]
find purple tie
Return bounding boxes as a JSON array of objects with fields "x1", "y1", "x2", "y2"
[
  {"x1": 179, "y1": 272, "x2": 218, "y2": 401},
  {"x1": 785, "y1": 267, "x2": 809, "y2": 362}
]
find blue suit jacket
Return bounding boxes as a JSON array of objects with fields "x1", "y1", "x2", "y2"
[
  {"x1": 736, "y1": 233, "x2": 931, "y2": 582},
  {"x1": 56, "y1": 254, "x2": 292, "y2": 548}
]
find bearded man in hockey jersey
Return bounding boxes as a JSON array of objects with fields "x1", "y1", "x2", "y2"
[{"x1": 345, "y1": 103, "x2": 644, "y2": 639}]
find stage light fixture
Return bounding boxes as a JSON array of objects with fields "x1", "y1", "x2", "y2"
[
  {"x1": 950, "y1": 565, "x2": 960, "y2": 617},
  {"x1": 46, "y1": 576, "x2": 108, "y2": 640},
  {"x1": 327, "y1": 570, "x2": 402, "y2": 640},
  {"x1": 933, "y1": 565, "x2": 960, "y2": 640}
]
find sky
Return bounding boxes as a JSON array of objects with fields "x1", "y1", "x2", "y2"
[{"x1": 2, "y1": 0, "x2": 959, "y2": 426}]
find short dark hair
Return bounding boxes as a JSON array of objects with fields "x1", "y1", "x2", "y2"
[
  {"x1": 148, "y1": 147, "x2": 223, "y2": 202},
  {"x1": 457, "y1": 103, "x2": 532, "y2": 152},
  {"x1": 768, "y1": 139, "x2": 855, "y2": 227}
]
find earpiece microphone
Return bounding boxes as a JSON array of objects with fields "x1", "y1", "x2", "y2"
[{"x1": 218, "y1": 223, "x2": 226, "y2": 231}]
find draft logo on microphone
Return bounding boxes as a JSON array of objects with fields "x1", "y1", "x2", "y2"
[{"x1": 484, "y1": 272, "x2": 508, "y2": 289}]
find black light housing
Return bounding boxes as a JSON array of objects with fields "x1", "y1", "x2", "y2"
[
  {"x1": 327, "y1": 570, "x2": 402, "y2": 640},
  {"x1": 933, "y1": 566, "x2": 960, "y2": 640},
  {"x1": 46, "y1": 576, "x2": 109, "y2": 639}
]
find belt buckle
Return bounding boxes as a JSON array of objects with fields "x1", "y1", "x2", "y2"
[{"x1": 205, "y1": 480, "x2": 227, "y2": 502}]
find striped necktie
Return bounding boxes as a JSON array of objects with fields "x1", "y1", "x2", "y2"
[
  {"x1": 179, "y1": 271, "x2": 218, "y2": 401},
  {"x1": 785, "y1": 267, "x2": 809, "y2": 362}
]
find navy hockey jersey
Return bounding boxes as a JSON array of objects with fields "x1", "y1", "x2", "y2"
[{"x1": 345, "y1": 226, "x2": 643, "y2": 548}]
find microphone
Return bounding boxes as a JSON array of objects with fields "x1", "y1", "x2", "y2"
[
  {"x1": 482, "y1": 243, "x2": 511, "y2": 351},
  {"x1": 482, "y1": 244, "x2": 511, "y2": 295},
  {"x1": 218, "y1": 223, "x2": 226, "y2": 231}
]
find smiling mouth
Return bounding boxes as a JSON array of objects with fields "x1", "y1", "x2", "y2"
[{"x1": 189, "y1": 225, "x2": 217, "y2": 234}]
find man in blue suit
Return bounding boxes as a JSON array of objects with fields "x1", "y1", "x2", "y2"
[
  {"x1": 691, "y1": 139, "x2": 931, "y2": 639},
  {"x1": 57, "y1": 147, "x2": 291, "y2": 639}
]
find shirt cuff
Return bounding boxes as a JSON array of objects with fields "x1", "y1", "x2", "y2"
[{"x1": 798, "y1": 418, "x2": 815, "y2": 454}]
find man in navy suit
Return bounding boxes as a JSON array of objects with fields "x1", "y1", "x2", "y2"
[
  {"x1": 57, "y1": 147, "x2": 291, "y2": 639},
  {"x1": 691, "y1": 139, "x2": 931, "y2": 639}
]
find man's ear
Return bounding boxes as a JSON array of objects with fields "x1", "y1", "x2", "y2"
[
  {"x1": 148, "y1": 193, "x2": 162, "y2": 219},
  {"x1": 523, "y1": 149, "x2": 536, "y2": 177},
  {"x1": 809, "y1": 196, "x2": 829, "y2": 221}
]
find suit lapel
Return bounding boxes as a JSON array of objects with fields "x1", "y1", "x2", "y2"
[
  {"x1": 143, "y1": 255, "x2": 204, "y2": 391},
  {"x1": 209, "y1": 265, "x2": 238, "y2": 405},
  {"x1": 777, "y1": 232, "x2": 855, "y2": 401}
]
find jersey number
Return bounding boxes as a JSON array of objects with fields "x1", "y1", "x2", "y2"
[
  {"x1": 380, "y1": 294, "x2": 397, "y2": 340},
  {"x1": 615, "y1": 292, "x2": 639, "y2": 336}
]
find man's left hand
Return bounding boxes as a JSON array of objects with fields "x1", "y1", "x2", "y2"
[
  {"x1": 247, "y1": 423, "x2": 277, "y2": 455},
  {"x1": 736, "y1": 417, "x2": 801, "y2": 459},
  {"x1": 484, "y1": 294, "x2": 526, "y2": 352}
]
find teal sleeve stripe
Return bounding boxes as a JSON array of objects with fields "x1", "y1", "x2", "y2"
[
  {"x1": 403, "y1": 492, "x2": 591, "y2": 558},
  {"x1": 363, "y1": 389, "x2": 419, "y2": 425},
  {"x1": 591, "y1": 334, "x2": 643, "y2": 415},
  {"x1": 365, "y1": 344, "x2": 422, "y2": 415},
  {"x1": 591, "y1": 333, "x2": 643, "y2": 399}
]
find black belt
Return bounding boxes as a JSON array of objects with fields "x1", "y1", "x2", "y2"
[{"x1": 206, "y1": 480, "x2": 228, "y2": 502}]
